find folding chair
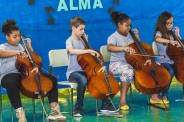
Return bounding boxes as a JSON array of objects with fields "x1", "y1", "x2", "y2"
[{"x1": 48, "y1": 49, "x2": 77, "y2": 115}]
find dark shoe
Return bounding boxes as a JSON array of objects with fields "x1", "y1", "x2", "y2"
[
  {"x1": 108, "y1": 103, "x2": 119, "y2": 113},
  {"x1": 101, "y1": 100, "x2": 109, "y2": 112},
  {"x1": 101, "y1": 99, "x2": 118, "y2": 113},
  {"x1": 73, "y1": 107, "x2": 82, "y2": 117}
]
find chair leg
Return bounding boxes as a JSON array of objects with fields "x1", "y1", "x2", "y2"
[
  {"x1": 41, "y1": 98, "x2": 45, "y2": 121},
  {"x1": 175, "y1": 84, "x2": 184, "y2": 102},
  {"x1": 182, "y1": 85, "x2": 184, "y2": 99},
  {"x1": 96, "y1": 99, "x2": 98, "y2": 115},
  {"x1": 32, "y1": 99, "x2": 36, "y2": 121},
  {"x1": 71, "y1": 88, "x2": 74, "y2": 115},
  {"x1": 129, "y1": 83, "x2": 133, "y2": 104},
  {"x1": 0, "y1": 87, "x2": 2, "y2": 122},
  {"x1": 11, "y1": 105, "x2": 14, "y2": 122},
  {"x1": 32, "y1": 98, "x2": 45, "y2": 121},
  {"x1": 147, "y1": 94, "x2": 150, "y2": 104}
]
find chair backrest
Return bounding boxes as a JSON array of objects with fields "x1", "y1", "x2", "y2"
[
  {"x1": 48, "y1": 49, "x2": 68, "y2": 67},
  {"x1": 152, "y1": 41, "x2": 158, "y2": 55},
  {"x1": 100, "y1": 45, "x2": 111, "y2": 62}
]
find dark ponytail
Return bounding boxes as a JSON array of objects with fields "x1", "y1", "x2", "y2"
[
  {"x1": 111, "y1": 11, "x2": 130, "y2": 26},
  {"x1": 2, "y1": 19, "x2": 19, "y2": 36}
]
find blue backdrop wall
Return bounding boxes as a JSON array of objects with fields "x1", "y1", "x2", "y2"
[{"x1": 0, "y1": 0, "x2": 184, "y2": 80}]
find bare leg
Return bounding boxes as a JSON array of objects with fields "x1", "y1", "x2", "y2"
[
  {"x1": 50, "y1": 102, "x2": 57, "y2": 107},
  {"x1": 119, "y1": 82, "x2": 130, "y2": 106},
  {"x1": 151, "y1": 94, "x2": 162, "y2": 101},
  {"x1": 162, "y1": 96, "x2": 168, "y2": 100}
]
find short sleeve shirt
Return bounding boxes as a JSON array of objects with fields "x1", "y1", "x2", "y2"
[
  {"x1": 155, "y1": 31, "x2": 174, "y2": 64},
  {"x1": 0, "y1": 43, "x2": 24, "y2": 83},
  {"x1": 66, "y1": 36, "x2": 85, "y2": 79},
  {"x1": 107, "y1": 31, "x2": 134, "y2": 64}
]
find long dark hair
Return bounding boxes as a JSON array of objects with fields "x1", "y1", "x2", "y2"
[{"x1": 154, "y1": 11, "x2": 173, "y2": 40}]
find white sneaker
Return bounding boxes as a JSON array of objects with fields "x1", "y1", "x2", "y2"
[
  {"x1": 15, "y1": 107, "x2": 27, "y2": 122},
  {"x1": 47, "y1": 104, "x2": 66, "y2": 121},
  {"x1": 73, "y1": 113, "x2": 82, "y2": 117},
  {"x1": 73, "y1": 107, "x2": 82, "y2": 117}
]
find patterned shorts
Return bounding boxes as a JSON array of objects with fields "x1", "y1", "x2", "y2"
[{"x1": 109, "y1": 62, "x2": 134, "y2": 82}]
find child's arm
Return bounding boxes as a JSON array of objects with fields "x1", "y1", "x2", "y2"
[
  {"x1": 155, "y1": 36, "x2": 170, "y2": 44},
  {"x1": 68, "y1": 48, "x2": 99, "y2": 57},
  {"x1": 155, "y1": 36, "x2": 179, "y2": 47},
  {"x1": 0, "y1": 49, "x2": 21, "y2": 58},
  {"x1": 107, "y1": 44, "x2": 135, "y2": 54}
]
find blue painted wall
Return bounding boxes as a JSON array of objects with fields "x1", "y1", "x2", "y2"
[{"x1": 0, "y1": 0, "x2": 184, "y2": 81}]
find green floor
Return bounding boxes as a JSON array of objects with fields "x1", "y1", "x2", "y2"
[{"x1": 1, "y1": 80, "x2": 184, "y2": 122}]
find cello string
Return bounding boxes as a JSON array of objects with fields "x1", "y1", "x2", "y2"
[
  {"x1": 20, "y1": 35, "x2": 59, "y2": 78},
  {"x1": 33, "y1": 63, "x2": 60, "y2": 78}
]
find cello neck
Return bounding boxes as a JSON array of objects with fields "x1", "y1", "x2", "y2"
[
  {"x1": 21, "y1": 36, "x2": 35, "y2": 65},
  {"x1": 129, "y1": 30, "x2": 148, "y2": 56},
  {"x1": 169, "y1": 30, "x2": 184, "y2": 49},
  {"x1": 81, "y1": 35, "x2": 92, "y2": 49},
  {"x1": 81, "y1": 35, "x2": 102, "y2": 64}
]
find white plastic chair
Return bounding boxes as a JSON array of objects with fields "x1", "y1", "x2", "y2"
[
  {"x1": 48, "y1": 49, "x2": 77, "y2": 115},
  {"x1": 152, "y1": 41, "x2": 158, "y2": 55},
  {"x1": 100, "y1": 45, "x2": 111, "y2": 62}
]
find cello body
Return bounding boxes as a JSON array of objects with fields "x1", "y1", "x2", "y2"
[
  {"x1": 77, "y1": 36, "x2": 120, "y2": 99},
  {"x1": 125, "y1": 42, "x2": 171, "y2": 94},
  {"x1": 167, "y1": 30, "x2": 184, "y2": 84},
  {"x1": 16, "y1": 38, "x2": 53, "y2": 99},
  {"x1": 125, "y1": 30, "x2": 171, "y2": 94},
  {"x1": 77, "y1": 53, "x2": 120, "y2": 99}
]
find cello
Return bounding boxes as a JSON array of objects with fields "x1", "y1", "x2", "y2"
[
  {"x1": 125, "y1": 30, "x2": 171, "y2": 94},
  {"x1": 77, "y1": 35, "x2": 120, "y2": 99},
  {"x1": 167, "y1": 30, "x2": 184, "y2": 84},
  {"x1": 16, "y1": 36, "x2": 53, "y2": 99}
]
